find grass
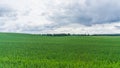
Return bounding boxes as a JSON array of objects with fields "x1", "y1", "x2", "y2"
[{"x1": 0, "y1": 33, "x2": 120, "y2": 68}]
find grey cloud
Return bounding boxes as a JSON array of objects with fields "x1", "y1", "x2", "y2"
[
  {"x1": 0, "y1": 6, "x2": 17, "y2": 27},
  {"x1": 0, "y1": 6, "x2": 17, "y2": 19},
  {"x1": 115, "y1": 26, "x2": 120, "y2": 29},
  {"x1": 16, "y1": 22, "x2": 63, "y2": 33},
  {"x1": 48, "y1": 0, "x2": 120, "y2": 26},
  {"x1": 0, "y1": 6, "x2": 13, "y2": 17}
]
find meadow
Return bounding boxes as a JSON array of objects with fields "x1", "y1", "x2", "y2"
[{"x1": 0, "y1": 33, "x2": 120, "y2": 68}]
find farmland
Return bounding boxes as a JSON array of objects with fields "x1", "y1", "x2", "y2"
[{"x1": 0, "y1": 33, "x2": 120, "y2": 68}]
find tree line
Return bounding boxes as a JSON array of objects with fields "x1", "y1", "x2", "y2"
[{"x1": 40, "y1": 33, "x2": 120, "y2": 36}]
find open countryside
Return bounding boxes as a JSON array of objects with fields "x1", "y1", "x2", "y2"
[{"x1": 0, "y1": 33, "x2": 120, "y2": 68}]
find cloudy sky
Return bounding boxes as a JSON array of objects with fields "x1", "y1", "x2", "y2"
[{"x1": 0, "y1": 0, "x2": 120, "y2": 34}]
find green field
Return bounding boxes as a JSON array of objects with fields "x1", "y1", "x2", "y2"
[{"x1": 0, "y1": 33, "x2": 120, "y2": 68}]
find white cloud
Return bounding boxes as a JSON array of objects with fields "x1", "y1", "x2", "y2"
[{"x1": 0, "y1": 0, "x2": 120, "y2": 34}]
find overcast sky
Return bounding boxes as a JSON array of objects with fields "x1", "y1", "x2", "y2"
[{"x1": 0, "y1": 0, "x2": 120, "y2": 34}]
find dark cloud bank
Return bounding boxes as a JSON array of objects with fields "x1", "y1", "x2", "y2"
[{"x1": 49, "y1": 0, "x2": 120, "y2": 26}]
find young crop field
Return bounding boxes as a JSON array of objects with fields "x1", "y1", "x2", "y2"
[{"x1": 0, "y1": 33, "x2": 120, "y2": 68}]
